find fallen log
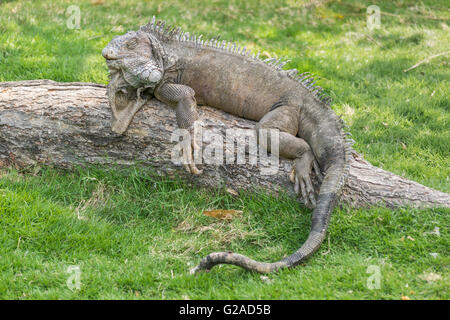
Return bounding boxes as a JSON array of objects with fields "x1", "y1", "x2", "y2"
[{"x1": 0, "y1": 80, "x2": 448, "y2": 208}]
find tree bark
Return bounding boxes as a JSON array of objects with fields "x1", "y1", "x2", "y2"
[{"x1": 0, "y1": 80, "x2": 448, "y2": 208}]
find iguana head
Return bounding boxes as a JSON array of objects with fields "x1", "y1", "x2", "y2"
[{"x1": 102, "y1": 30, "x2": 165, "y2": 88}]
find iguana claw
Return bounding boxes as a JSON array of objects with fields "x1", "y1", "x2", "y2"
[{"x1": 181, "y1": 128, "x2": 202, "y2": 175}]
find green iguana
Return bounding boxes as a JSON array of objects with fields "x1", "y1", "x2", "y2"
[{"x1": 102, "y1": 17, "x2": 353, "y2": 274}]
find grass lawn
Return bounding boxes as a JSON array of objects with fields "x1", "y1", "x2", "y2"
[{"x1": 0, "y1": 0, "x2": 448, "y2": 299}]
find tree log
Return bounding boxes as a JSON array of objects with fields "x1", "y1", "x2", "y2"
[{"x1": 0, "y1": 80, "x2": 448, "y2": 208}]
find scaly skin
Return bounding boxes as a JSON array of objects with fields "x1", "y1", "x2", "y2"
[{"x1": 102, "y1": 17, "x2": 353, "y2": 274}]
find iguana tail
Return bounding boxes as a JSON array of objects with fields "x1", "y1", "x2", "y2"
[{"x1": 190, "y1": 124, "x2": 351, "y2": 274}]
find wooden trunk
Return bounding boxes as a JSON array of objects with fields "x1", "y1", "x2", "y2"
[{"x1": 0, "y1": 80, "x2": 448, "y2": 208}]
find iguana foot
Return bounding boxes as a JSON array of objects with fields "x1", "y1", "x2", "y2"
[
  {"x1": 289, "y1": 152, "x2": 322, "y2": 208},
  {"x1": 181, "y1": 127, "x2": 202, "y2": 175}
]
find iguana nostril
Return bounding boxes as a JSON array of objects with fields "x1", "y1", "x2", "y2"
[{"x1": 102, "y1": 48, "x2": 110, "y2": 59}]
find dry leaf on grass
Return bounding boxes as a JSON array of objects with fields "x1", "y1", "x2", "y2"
[{"x1": 203, "y1": 209, "x2": 243, "y2": 220}]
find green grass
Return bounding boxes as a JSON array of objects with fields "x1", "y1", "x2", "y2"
[{"x1": 0, "y1": 0, "x2": 448, "y2": 299}]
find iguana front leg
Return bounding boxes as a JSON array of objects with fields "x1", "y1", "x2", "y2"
[{"x1": 154, "y1": 83, "x2": 202, "y2": 174}]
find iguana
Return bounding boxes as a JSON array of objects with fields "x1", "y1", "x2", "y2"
[{"x1": 102, "y1": 17, "x2": 353, "y2": 274}]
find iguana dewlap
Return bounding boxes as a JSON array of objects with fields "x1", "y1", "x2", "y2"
[{"x1": 102, "y1": 17, "x2": 353, "y2": 274}]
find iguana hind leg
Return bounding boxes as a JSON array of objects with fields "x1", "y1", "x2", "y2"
[
  {"x1": 154, "y1": 83, "x2": 202, "y2": 174},
  {"x1": 256, "y1": 105, "x2": 322, "y2": 207}
]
